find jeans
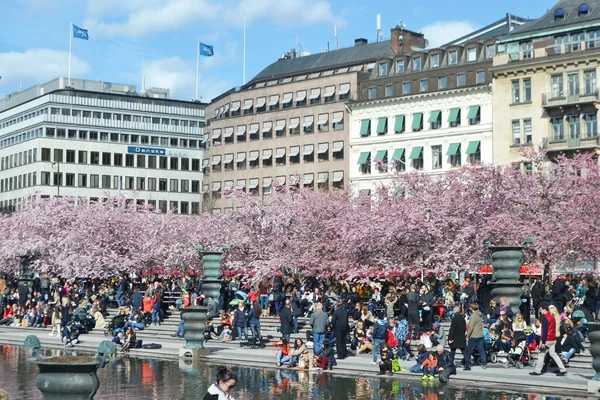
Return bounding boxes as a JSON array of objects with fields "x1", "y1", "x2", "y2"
[
  {"x1": 293, "y1": 316, "x2": 298, "y2": 332},
  {"x1": 276, "y1": 351, "x2": 291, "y2": 364},
  {"x1": 313, "y1": 332, "x2": 326, "y2": 355},
  {"x1": 283, "y1": 333, "x2": 290, "y2": 342},
  {"x1": 563, "y1": 348, "x2": 576, "y2": 361},
  {"x1": 372, "y1": 338, "x2": 385, "y2": 363},
  {"x1": 116, "y1": 291, "x2": 125, "y2": 306},
  {"x1": 423, "y1": 366, "x2": 436, "y2": 376},
  {"x1": 465, "y1": 337, "x2": 486, "y2": 368},
  {"x1": 176, "y1": 320, "x2": 185, "y2": 336},
  {"x1": 236, "y1": 327, "x2": 249, "y2": 342},
  {"x1": 250, "y1": 322, "x2": 261, "y2": 340},
  {"x1": 398, "y1": 342, "x2": 411, "y2": 359},
  {"x1": 409, "y1": 363, "x2": 423, "y2": 373},
  {"x1": 151, "y1": 309, "x2": 160, "y2": 324},
  {"x1": 260, "y1": 295, "x2": 269, "y2": 311},
  {"x1": 123, "y1": 321, "x2": 145, "y2": 330},
  {"x1": 274, "y1": 300, "x2": 282, "y2": 315}
]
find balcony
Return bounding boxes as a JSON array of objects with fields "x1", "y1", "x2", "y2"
[
  {"x1": 542, "y1": 91, "x2": 599, "y2": 108},
  {"x1": 494, "y1": 40, "x2": 600, "y2": 66},
  {"x1": 543, "y1": 135, "x2": 600, "y2": 152}
]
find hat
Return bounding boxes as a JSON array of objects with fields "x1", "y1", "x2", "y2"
[{"x1": 433, "y1": 322, "x2": 440, "y2": 329}]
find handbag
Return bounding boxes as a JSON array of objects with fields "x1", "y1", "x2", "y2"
[{"x1": 391, "y1": 358, "x2": 401, "y2": 372}]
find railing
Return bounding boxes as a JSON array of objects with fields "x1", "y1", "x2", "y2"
[
  {"x1": 497, "y1": 40, "x2": 600, "y2": 66},
  {"x1": 541, "y1": 90, "x2": 599, "y2": 107},
  {"x1": 546, "y1": 135, "x2": 600, "y2": 151}
]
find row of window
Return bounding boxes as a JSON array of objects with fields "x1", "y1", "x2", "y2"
[
  {"x1": 356, "y1": 142, "x2": 482, "y2": 174},
  {"x1": 0, "y1": 148, "x2": 38, "y2": 171},
  {"x1": 210, "y1": 112, "x2": 345, "y2": 147},
  {"x1": 549, "y1": 113, "x2": 597, "y2": 142},
  {"x1": 213, "y1": 84, "x2": 351, "y2": 119},
  {"x1": 29, "y1": 148, "x2": 205, "y2": 172},
  {"x1": 207, "y1": 171, "x2": 345, "y2": 197},
  {"x1": 358, "y1": 106, "x2": 481, "y2": 137},
  {"x1": 210, "y1": 141, "x2": 345, "y2": 173},
  {"x1": 369, "y1": 71, "x2": 487, "y2": 99},
  {"x1": 1, "y1": 171, "x2": 203, "y2": 194},
  {"x1": 0, "y1": 197, "x2": 202, "y2": 215},
  {"x1": 0, "y1": 127, "x2": 44, "y2": 149}
]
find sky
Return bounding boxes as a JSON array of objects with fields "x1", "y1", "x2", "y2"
[{"x1": 0, "y1": 0, "x2": 555, "y2": 103}]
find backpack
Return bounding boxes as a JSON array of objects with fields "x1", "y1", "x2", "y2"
[
  {"x1": 386, "y1": 329, "x2": 399, "y2": 348},
  {"x1": 142, "y1": 343, "x2": 162, "y2": 349}
]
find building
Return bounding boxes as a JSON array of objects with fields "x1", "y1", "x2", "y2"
[
  {"x1": 0, "y1": 77, "x2": 206, "y2": 214},
  {"x1": 204, "y1": 29, "x2": 420, "y2": 213},
  {"x1": 348, "y1": 15, "x2": 526, "y2": 194},
  {"x1": 492, "y1": 0, "x2": 600, "y2": 167}
]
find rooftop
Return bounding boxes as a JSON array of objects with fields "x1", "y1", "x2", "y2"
[{"x1": 444, "y1": 14, "x2": 529, "y2": 46}]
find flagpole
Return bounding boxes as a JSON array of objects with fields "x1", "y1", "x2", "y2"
[
  {"x1": 195, "y1": 41, "x2": 199, "y2": 101},
  {"x1": 243, "y1": 14, "x2": 246, "y2": 85},
  {"x1": 68, "y1": 22, "x2": 72, "y2": 87}
]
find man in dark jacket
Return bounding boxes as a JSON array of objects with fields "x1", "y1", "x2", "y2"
[
  {"x1": 406, "y1": 284, "x2": 420, "y2": 339},
  {"x1": 331, "y1": 300, "x2": 349, "y2": 359},
  {"x1": 435, "y1": 344, "x2": 456, "y2": 383},
  {"x1": 447, "y1": 306, "x2": 466, "y2": 366},
  {"x1": 18, "y1": 282, "x2": 29, "y2": 308},
  {"x1": 279, "y1": 299, "x2": 294, "y2": 342},
  {"x1": 530, "y1": 279, "x2": 544, "y2": 319}
]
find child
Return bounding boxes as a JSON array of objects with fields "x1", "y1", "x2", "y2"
[
  {"x1": 409, "y1": 344, "x2": 428, "y2": 373},
  {"x1": 378, "y1": 344, "x2": 394, "y2": 376},
  {"x1": 395, "y1": 318, "x2": 412, "y2": 361},
  {"x1": 421, "y1": 351, "x2": 438, "y2": 381}
]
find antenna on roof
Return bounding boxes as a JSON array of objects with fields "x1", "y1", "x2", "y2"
[
  {"x1": 334, "y1": 24, "x2": 338, "y2": 49},
  {"x1": 377, "y1": 14, "x2": 383, "y2": 42}
]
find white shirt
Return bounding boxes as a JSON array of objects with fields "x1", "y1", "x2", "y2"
[{"x1": 206, "y1": 383, "x2": 235, "y2": 400}]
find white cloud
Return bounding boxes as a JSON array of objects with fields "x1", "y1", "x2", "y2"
[
  {"x1": 420, "y1": 21, "x2": 479, "y2": 48},
  {"x1": 82, "y1": 0, "x2": 344, "y2": 38},
  {"x1": 139, "y1": 57, "x2": 231, "y2": 102},
  {"x1": 0, "y1": 49, "x2": 91, "y2": 92}
]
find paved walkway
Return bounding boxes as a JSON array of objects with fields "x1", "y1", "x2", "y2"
[{"x1": 0, "y1": 326, "x2": 592, "y2": 397}]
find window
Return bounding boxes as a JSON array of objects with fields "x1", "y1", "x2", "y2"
[
  {"x1": 249, "y1": 124, "x2": 259, "y2": 141},
  {"x1": 468, "y1": 142, "x2": 481, "y2": 164},
  {"x1": 339, "y1": 84, "x2": 350, "y2": 101},
  {"x1": 64, "y1": 173, "x2": 74, "y2": 187},
  {"x1": 394, "y1": 115, "x2": 405, "y2": 133},
  {"x1": 249, "y1": 151, "x2": 259, "y2": 168},
  {"x1": 449, "y1": 144, "x2": 462, "y2": 167},
  {"x1": 579, "y1": 4, "x2": 590, "y2": 16},
  {"x1": 358, "y1": 152, "x2": 371, "y2": 174},
  {"x1": 368, "y1": 87, "x2": 376, "y2": 100},
  {"x1": 148, "y1": 156, "x2": 156, "y2": 169},
  {"x1": 41, "y1": 171, "x2": 51, "y2": 185},
  {"x1": 420, "y1": 79, "x2": 429, "y2": 92},
  {"x1": 317, "y1": 114, "x2": 329, "y2": 132},
  {"x1": 52, "y1": 149, "x2": 63, "y2": 163},
  {"x1": 457, "y1": 73, "x2": 466, "y2": 87},
  {"x1": 551, "y1": 75, "x2": 564, "y2": 98},
  {"x1": 554, "y1": 8, "x2": 565, "y2": 21},
  {"x1": 289, "y1": 146, "x2": 300, "y2": 164},
  {"x1": 523, "y1": 79, "x2": 532, "y2": 102},
  {"x1": 584, "y1": 113, "x2": 597, "y2": 137},
  {"x1": 385, "y1": 85, "x2": 394, "y2": 97},
  {"x1": 78, "y1": 131, "x2": 87, "y2": 140},
  {"x1": 524, "y1": 119, "x2": 533, "y2": 144},
  {"x1": 159, "y1": 178, "x2": 167, "y2": 191},
  {"x1": 262, "y1": 122, "x2": 273, "y2": 140},
  {"x1": 568, "y1": 72, "x2": 580, "y2": 96},
  {"x1": 303, "y1": 116, "x2": 314, "y2": 134},
  {"x1": 379, "y1": 62, "x2": 388, "y2": 77},
  {"x1": 476, "y1": 71, "x2": 485, "y2": 84},
  {"x1": 512, "y1": 80, "x2": 520, "y2": 103},
  {"x1": 303, "y1": 144, "x2": 314, "y2": 163},
  {"x1": 413, "y1": 57, "x2": 422, "y2": 71},
  {"x1": 170, "y1": 179, "x2": 178, "y2": 192},
  {"x1": 78, "y1": 174, "x2": 87, "y2": 187},
  {"x1": 568, "y1": 115, "x2": 581, "y2": 138},
  {"x1": 100, "y1": 152, "x2": 110, "y2": 165},
  {"x1": 432, "y1": 145, "x2": 442, "y2": 169},
  {"x1": 429, "y1": 111, "x2": 441, "y2": 130},
  {"x1": 544, "y1": 118, "x2": 562, "y2": 144},
  {"x1": 396, "y1": 59, "x2": 404, "y2": 73},
  {"x1": 431, "y1": 54, "x2": 439, "y2": 68},
  {"x1": 90, "y1": 175, "x2": 99, "y2": 188},
  {"x1": 512, "y1": 121, "x2": 521, "y2": 145},
  {"x1": 91, "y1": 152, "x2": 99, "y2": 165},
  {"x1": 41, "y1": 148, "x2": 51, "y2": 161},
  {"x1": 289, "y1": 118, "x2": 300, "y2": 135},
  {"x1": 137, "y1": 155, "x2": 145, "y2": 168},
  {"x1": 438, "y1": 76, "x2": 447, "y2": 89},
  {"x1": 256, "y1": 97, "x2": 267, "y2": 112},
  {"x1": 309, "y1": 89, "x2": 321, "y2": 105},
  {"x1": 412, "y1": 113, "x2": 423, "y2": 132},
  {"x1": 411, "y1": 148, "x2": 423, "y2": 170},
  {"x1": 486, "y1": 44, "x2": 496, "y2": 58},
  {"x1": 147, "y1": 178, "x2": 156, "y2": 191},
  {"x1": 449, "y1": 50, "x2": 458, "y2": 65},
  {"x1": 126, "y1": 154, "x2": 134, "y2": 167},
  {"x1": 269, "y1": 95, "x2": 279, "y2": 111},
  {"x1": 332, "y1": 141, "x2": 344, "y2": 160},
  {"x1": 402, "y1": 82, "x2": 411, "y2": 95},
  {"x1": 296, "y1": 90, "x2": 307, "y2": 107},
  {"x1": 359, "y1": 119, "x2": 371, "y2": 137},
  {"x1": 89, "y1": 131, "x2": 98, "y2": 140},
  {"x1": 66, "y1": 150, "x2": 75, "y2": 163},
  {"x1": 585, "y1": 70, "x2": 597, "y2": 94},
  {"x1": 468, "y1": 106, "x2": 481, "y2": 125},
  {"x1": 467, "y1": 48, "x2": 477, "y2": 62},
  {"x1": 110, "y1": 133, "x2": 119, "y2": 142}
]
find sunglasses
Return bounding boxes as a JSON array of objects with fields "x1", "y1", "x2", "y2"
[{"x1": 224, "y1": 383, "x2": 236, "y2": 389}]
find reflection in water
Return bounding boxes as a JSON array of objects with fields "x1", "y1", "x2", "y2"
[{"x1": 0, "y1": 345, "x2": 572, "y2": 400}]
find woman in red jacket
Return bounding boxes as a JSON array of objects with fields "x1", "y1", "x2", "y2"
[{"x1": 0, "y1": 304, "x2": 14, "y2": 325}]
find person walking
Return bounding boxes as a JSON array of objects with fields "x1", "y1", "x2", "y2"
[
  {"x1": 447, "y1": 306, "x2": 466, "y2": 366},
  {"x1": 463, "y1": 303, "x2": 486, "y2": 370},
  {"x1": 310, "y1": 303, "x2": 328, "y2": 355},
  {"x1": 331, "y1": 300, "x2": 349, "y2": 359},
  {"x1": 279, "y1": 299, "x2": 294, "y2": 342},
  {"x1": 406, "y1": 284, "x2": 420, "y2": 339},
  {"x1": 530, "y1": 304, "x2": 567, "y2": 376}
]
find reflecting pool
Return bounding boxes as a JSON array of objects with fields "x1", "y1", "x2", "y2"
[{"x1": 0, "y1": 345, "x2": 577, "y2": 399}]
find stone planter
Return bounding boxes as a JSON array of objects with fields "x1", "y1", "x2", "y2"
[
  {"x1": 181, "y1": 307, "x2": 209, "y2": 349},
  {"x1": 588, "y1": 322, "x2": 600, "y2": 381},
  {"x1": 33, "y1": 356, "x2": 101, "y2": 400},
  {"x1": 488, "y1": 245, "x2": 525, "y2": 316}
]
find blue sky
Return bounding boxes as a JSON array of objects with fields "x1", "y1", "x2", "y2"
[{"x1": 0, "y1": 0, "x2": 554, "y2": 102}]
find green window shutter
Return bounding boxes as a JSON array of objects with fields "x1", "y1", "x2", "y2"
[
  {"x1": 391, "y1": 148, "x2": 405, "y2": 161},
  {"x1": 376, "y1": 117, "x2": 388, "y2": 135},
  {"x1": 357, "y1": 152, "x2": 370, "y2": 164},
  {"x1": 446, "y1": 143, "x2": 461, "y2": 156},
  {"x1": 409, "y1": 146, "x2": 423, "y2": 160},
  {"x1": 467, "y1": 105, "x2": 481, "y2": 120},
  {"x1": 374, "y1": 150, "x2": 388, "y2": 161},
  {"x1": 394, "y1": 115, "x2": 405, "y2": 133},
  {"x1": 360, "y1": 120, "x2": 371, "y2": 136},
  {"x1": 428, "y1": 110, "x2": 441, "y2": 123},
  {"x1": 448, "y1": 108, "x2": 460, "y2": 122},
  {"x1": 466, "y1": 141, "x2": 480, "y2": 154},
  {"x1": 411, "y1": 113, "x2": 423, "y2": 130}
]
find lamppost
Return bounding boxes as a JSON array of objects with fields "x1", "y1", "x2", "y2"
[{"x1": 51, "y1": 161, "x2": 60, "y2": 197}]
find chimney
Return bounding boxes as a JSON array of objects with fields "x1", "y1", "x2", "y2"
[
  {"x1": 290, "y1": 48, "x2": 297, "y2": 58},
  {"x1": 355, "y1": 38, "x2": 368, "y2": 46},
  {"x1": 390, "y1": 27, "x2": 425, "y2": 54}
]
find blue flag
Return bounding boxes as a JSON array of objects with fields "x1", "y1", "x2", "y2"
[
  {"x1": 199, "y1": 42, "x2": 214, "y2": 57},
  {"x1": 73, "y1": 24, "x2": 89, "y2": 40}
]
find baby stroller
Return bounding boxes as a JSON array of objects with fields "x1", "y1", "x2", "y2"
[
  {"x1": 502, "y1": 340, "x2": 535, "y2": 369},
  {"x1": 471, "y1": 336, "x2": 499, "y2": 364},
  {"x1": 104, "y1": 314, "x2": 126, "y2": 337}
]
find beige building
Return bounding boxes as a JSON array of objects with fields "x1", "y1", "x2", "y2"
[
  {"x1": 203, "y1": 29, "x2": 422, "y2": 212},
  {"x1": 492, "y1": 0, "x2": 600, "y2": 167}
]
